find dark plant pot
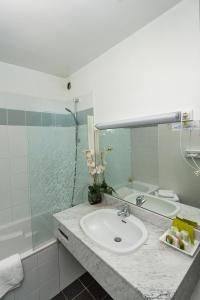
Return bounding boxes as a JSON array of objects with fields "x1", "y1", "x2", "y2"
[
  {"x1": 88, "y1": 191, "x2": 102, "y2": 205},
  {"x1": 100, "y1": 180, "x2": 113, "y2": 196}
]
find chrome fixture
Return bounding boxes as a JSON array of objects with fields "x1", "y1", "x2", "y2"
[
  {"x1": 136, "y1": 195, "x2": 146, "y2": 207},
  {"x1": 65, "y1": 98, "x2": 79, "y2": 126},
  {"x1": 65, "y1": 98, "x2": 79, "y2": 207},
  {"x1": 95, "y1": 111, "x2": 181, "y2": 130},
  {"x1": 117, "y1": 204, "x2": 130, "y2": 217}
]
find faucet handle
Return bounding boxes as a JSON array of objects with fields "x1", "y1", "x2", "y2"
[
  {"x1": 136, "y1": 195, "x2": 146, "y2": 207},
  {"x1": 116, "y1": 203, "x2": 130, "y2": 217},
  {"x1": 116, "y1": 203, "x2": 128, "y2": 210},
  {"x1": 136, "y1": 195, "x2": 145, "y2": 200}
]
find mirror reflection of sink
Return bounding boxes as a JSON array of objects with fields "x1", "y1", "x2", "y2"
[
  {"x1": 124, "y1": 194, "x2": 180, "y2": 218},
  {"x1": 80, "y1": 209, "x2": 148, "y2": 254}
]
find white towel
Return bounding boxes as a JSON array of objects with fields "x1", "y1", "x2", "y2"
[
  {"x1": 0, "y1": 254, "x2": 24, "y2": 298},
  {"x1": 158, "y1": 189, "x2": 175, "y2": 198}
]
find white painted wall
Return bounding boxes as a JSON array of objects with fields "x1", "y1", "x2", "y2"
[
  {"x1": 0, "y1": 61, "x2": 66, "y2": 101},
  {"x1": 0, "y1": 61, "x2": 68, "y2": 113},
  {"x1": 66, "y1": 0, "x2": 199, "y2": 124}
]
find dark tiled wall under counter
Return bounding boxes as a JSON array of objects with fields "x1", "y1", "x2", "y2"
[{"x1": 0, "y1": 108, "x2": 93, "y2": 127}]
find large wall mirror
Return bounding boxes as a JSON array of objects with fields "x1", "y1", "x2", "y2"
[{"x1": 97, "y1": 122, "x2": 200, "y2": 224}]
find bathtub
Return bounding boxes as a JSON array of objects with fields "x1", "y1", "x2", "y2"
[
  {"x1": 116, "y1": 180, "x2": 158, "y2": 199},
  {"x1": 0, "y1": 216, "x2": 84, "y2": 300},
  {"x1": 0, "y1": 220, "x2": 59, "y2": 300},
  {"x1": 0, "y1": 216, "x2": 56, "y2": 261}
]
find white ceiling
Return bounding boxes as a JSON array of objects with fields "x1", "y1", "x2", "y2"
[{"x1": 0, "y1": 0, "x2": 182, "y2": 77}]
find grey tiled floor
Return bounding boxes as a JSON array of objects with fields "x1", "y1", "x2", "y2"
[{"x1": 52, "y1": 272, "x2": 113, "y2": 300}]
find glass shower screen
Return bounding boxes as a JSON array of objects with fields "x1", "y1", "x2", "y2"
[{"x1": 27, "y1": 104, "x2": 93, "y2": 249}]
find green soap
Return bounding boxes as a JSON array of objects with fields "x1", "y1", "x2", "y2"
[
  {"x1": 179, "y1": 240, "x2": 185, "y2": 250},
  {"x1": 166, "y1": 234, "x2": 174, "y2": 245}
]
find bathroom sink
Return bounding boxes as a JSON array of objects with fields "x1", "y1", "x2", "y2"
[
  {"x1": 80, "y1": 209, "x2": 148, "y2": 254},
  {"x1": 125, "y1": 194, "x2": 180, "y2": 218}
]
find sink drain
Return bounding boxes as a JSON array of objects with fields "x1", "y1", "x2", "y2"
[{"x1": 114, "y1": 237, "x2": 122, "y2": 242}]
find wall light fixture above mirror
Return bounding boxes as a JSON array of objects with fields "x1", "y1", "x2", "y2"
[{"x1": 96, "y1": 111, "x2": 181, "y2": 130}]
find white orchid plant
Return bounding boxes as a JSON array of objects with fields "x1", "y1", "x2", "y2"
[
  {"x1": 85, "y1": 146, "x2": 115, "y2": 195},
  {"x1": 85, "y1": 149, "x2": 105, "y2": 184}
]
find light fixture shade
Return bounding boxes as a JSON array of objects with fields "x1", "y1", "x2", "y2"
[{"x1": 95, "y1": 111, "x2": 181, "y2": 130}]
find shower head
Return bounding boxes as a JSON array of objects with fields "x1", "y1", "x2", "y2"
[
  {"x1": 65, "y1": 107, "x2": 78, "y2": 126},
  {"x1": 65, "y1": 107, "x2": 73, "y2": 114}
]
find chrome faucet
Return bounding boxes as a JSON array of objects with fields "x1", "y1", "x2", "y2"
[
  {"x1": 136, "y1": 195, "x2": 146, "y2": 207},
  {"x1": 117, "y1": 204, "x2": 130, "y2": 217}
]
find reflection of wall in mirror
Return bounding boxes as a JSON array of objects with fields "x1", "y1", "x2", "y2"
[
  {"x1": 132, "y1": 126, "x2": 158, "y2": 185},
  {"x1": 158, "y1": 124, "x2": 200, "y2": 208},
  {"x1": 99, "y1": 129, "x2": 132, "y2": 189},
  {"x1": 131, "y1": 124, "x2": 200, "y2": 209}
]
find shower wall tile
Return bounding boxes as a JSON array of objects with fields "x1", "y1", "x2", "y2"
[
  {"x1": 10, "y1": 170, "x2": 28, "y2": 190},
  {"x1": 55, "y1": 114, "x2": 68, "y2": 127},
  {"x1": 7, "y1": 109, "x2": 26, "y2": 126},
  {"x1": 42, "y1": 112, "x2": 55, "y2": 127},
  {"x1": 0, "y1": 208, "x2": 12, "y2": 226},
  {"x1": 12, "y1": 201, "x2": 30, "y2": 222},
  {"x1": 11, "y1": 187, "x2": 29, "y2": 206},
  {"x1": 8, "y1": 126, "x2": 27, "y2": 157},
  {"x1": 0, "y1": 159, "x2": 10, "y2": 186},
  {"x1": 0, "y1": 125, "x2": 29, "y2": 227},
  {"x1": 0, "y1": 107, "x2": 91, "y2": 127},
  {"x1": 26, "y1": 111, "x2": 42, "y2": 126},
  {"x1": 0, "y1": 157, "x2": 12, "y2": 218},
  {"x1": 77, "y1": 108, "x2": 93, "y2": 125},
  {"x1": 0, "y1": 108, "x2": 7, "y2": 125},
  {"x1": 0, "y1": 126, "x2": 9, "y2": 158},
  {"x1": 0, "y1": 185, "x2": 11, "y2": 210},
  {"x1": 10, "y1": 157, "x2": 28, "y2": 174}
]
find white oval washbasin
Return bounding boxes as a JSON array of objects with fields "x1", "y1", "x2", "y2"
[
  {"x1": 124, "y1": 194, "x2": 180, "y2": 218},
  {"x1": 80, "y1": 209, "x2": 148, "y2": 254}
]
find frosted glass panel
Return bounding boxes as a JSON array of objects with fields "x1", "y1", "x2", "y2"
[
  {"x1": 73, "y1": 124, "x2": 90, "y2": 206},
  {"x1": 27, "y1": 114, "x2": 91, "y2": 248}
]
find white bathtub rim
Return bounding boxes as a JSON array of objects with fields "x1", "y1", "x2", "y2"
[
  {"x1": 0, "y1": 216, "x2": 31, "y2": 231},
  {"x1": 20, "y1": 238, "x2": 56, "y2": 260}
]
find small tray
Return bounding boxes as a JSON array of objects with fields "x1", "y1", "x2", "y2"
[{"x1": 159, "y1": 229, "x2": 200, "y2": 257}]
